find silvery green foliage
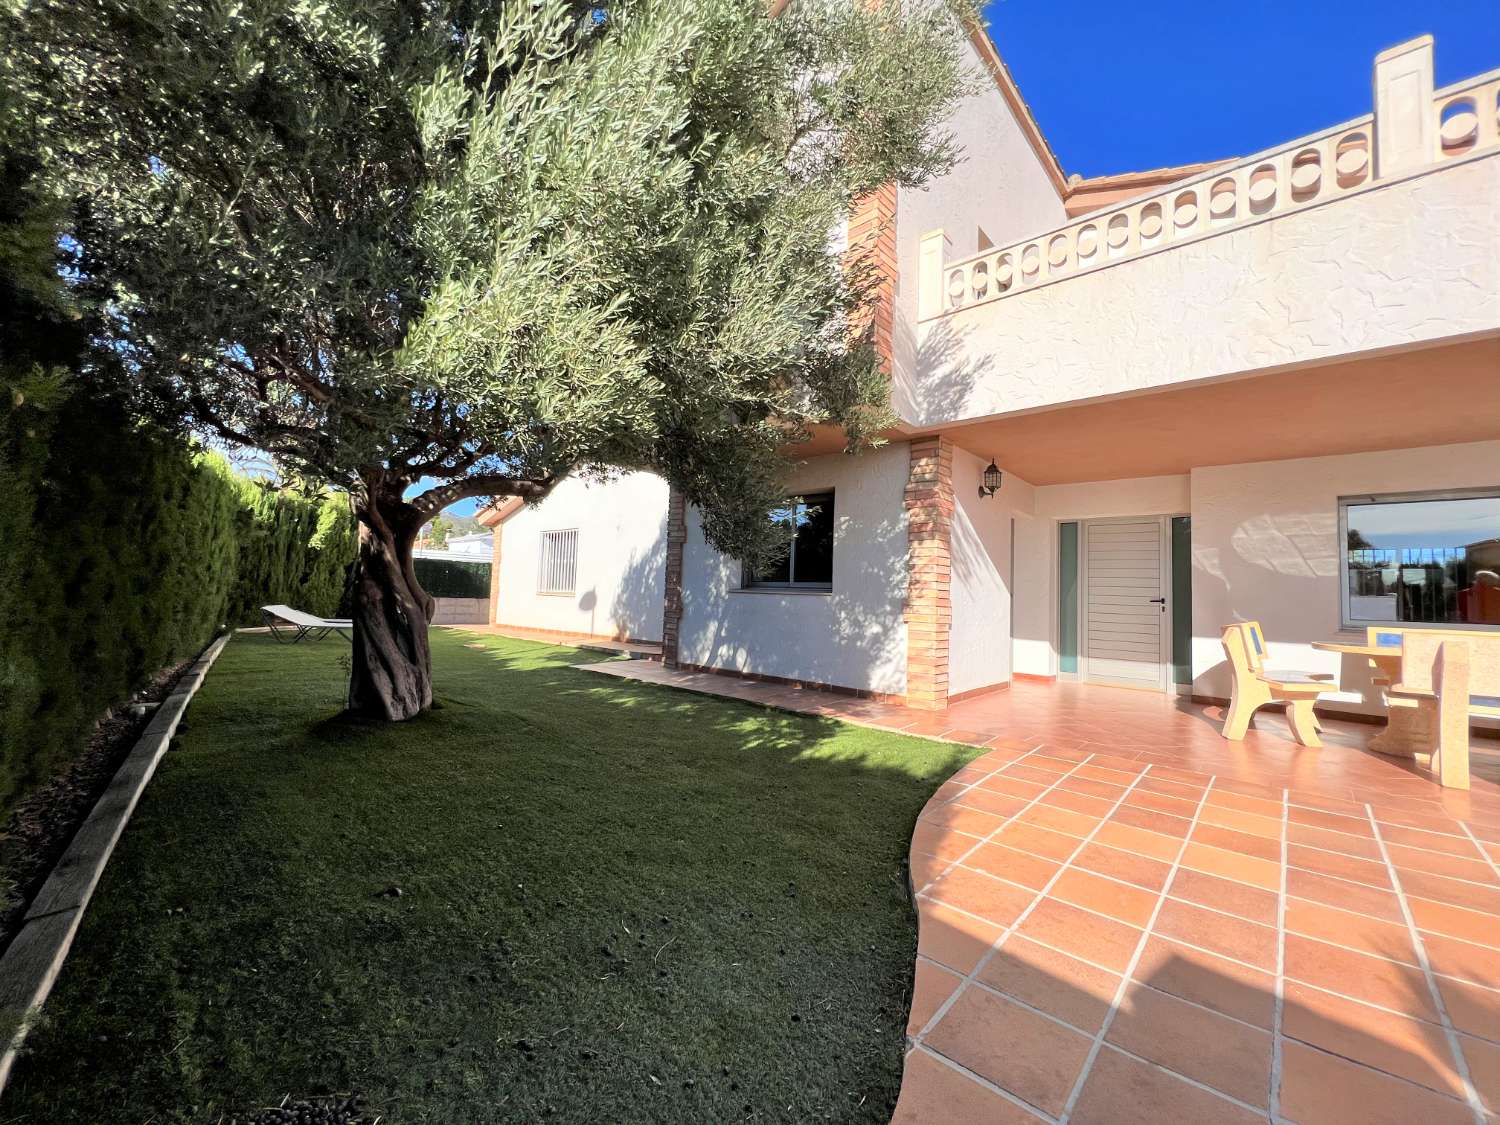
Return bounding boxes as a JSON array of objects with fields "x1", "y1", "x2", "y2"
[{"x1": 9, "y1": 0, "x2": 971, "y2": 566}]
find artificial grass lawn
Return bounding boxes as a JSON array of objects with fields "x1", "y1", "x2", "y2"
[{"x1": 6, "y1": 630, "x2": 980, "y2": 1123}]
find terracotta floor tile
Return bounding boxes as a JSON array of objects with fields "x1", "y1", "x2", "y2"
[
  {"x1": 1409, "y1": 896, "x2": 1500, "y2": 950},
  {"x1": 1289, "y1": 804, "x2": 1375, "y2": 837},
  {"x1": 1278, "y1": 1040, "x2": 1474, "y2": 1125},
  {"x1": 911, "y1": 820, "x2": 984, "y2": 862},
  {"x1": 1095, "y1": 821, "x2": 1182, "y2": 863},
  {"x1": 942, "y1": 729, "x2": 999, "y2": 747},
  {"x1": 1387, "y1": 842, "x2": 1500, "y2": 884},
  {"x1": 908, "y1": 958, "x2": 964, "y2": 1036},
  {"x1": 1043, "y1": 787, "x2": 1118, "y2": 819},
  {"x1": 977, "y1": 935, "x2": 1121, "y2": 1035},
  {"x1": 992, "y1": 821, "x2": 1083, "y2": 863},
  {"x1": 1018, "y1": 803, "x2": 1098, "y2": 840},
  {"x1": 923, "y1": 986, "x2": 1092, "y2": 1117},
  {"x1": 1284, "y1": 898, "x2": 1420, "y2": 966},
  {"x1": 1281, "y1": 980, "x2": 1466, "y2": 1096},
  {"x1": 1460, "y1": 1034, "x2": 1500, "y2": 1115},
  {"x1": 1007, "y1": 763, "x2": 1073, "y2": 787},
  {"x1": 1076, "y1": 763, "x2": 1142, "y2": 786},
  {"x1": 1170, "y1": 868, "x2": 1278, "y2": 926},
  {"x1": 977, "y1": 774, "x2": 1048, "y2": 802},
  {"x1": 926, "y1": 866, "x2": 1037, "y2": 928},
  {"x1": 1016, "y1": 897, "x2": 1144, "y2": 974},
  {"x1": 1198, "y1": 802, "x2": 1282, "y2": 840},
  {"x1": 1283, "y1": 934, "x2": 1439, "y2": 1023},
  {"x1": 1057, "y1": 776, "x2": 1129, "y2": 802},
  {"x1": 1378, "y1": 823, "x2": 1479, "y2": 857},
  {"x1": 1288, "y1": 822, "x2": 1383, "y2": 859},
  {"x1": 1125, "y1": 788, "x2": 1201, "y2": 819},
  {"x1": 1423, "y1": 932, "x2": 1500, "y2": 989},
  {"x1": 1071, "y1": 842, "x2": 1173, "y2": 892},
  {"x1": 916, "y1": 898, "x2": 1005, "y2": 974},
  {"x1": 1286, "y1": 843, "x2": 1392, "y2": 889},
  {"x1": 1178, "y1": 841, "x2": 1281, "y2": 891},
  {"x1": 1111, "y1": 804, "x2": 1193, "y2": 840},
  {"x1": 1132, "y1": 935, "x2": 1276, "y2": 1028},
  {"x1": 1070, "y1": 1045, "x2": 1265, "y2": 1125},
  {"x1": 909, "y1": 851, "x2": 953, "y2": 889},
  {"x1": 1435, "y1": 974, "x2": 1500, "y2": 1042},
  {"x1": 891, "y1": 1048, "x2": 1043, "y2": 1125},
  {"x1": 964, "y1": 843, "x2": 1060, "y2": 891},
  {"x1": 919, "y1": 802, "x2": 1012, "y2": 838},
  {"x1": 1192, "y1": 822, "x2": 1281, "y2": 863},
  {"x1": 951, "y1": 787, "x2": 1031, "y2": 820},
  {"x1": 1205, "y1": 788, "x2": 1284, "y2": 819},
  {"x1": 1107, "y1": 982, "x2": 1271, "y2": 1107},
  {"x1": 1153, "y1": 897, "x2": 1277, "y2": 970},
  {"x1": 1051, "y1": 867, "x2": 1158, "y2": 928},
  {"x1": 1285, "y1": 867, "x2": 1405, "y2": 924},
  {"x1": 1398, "y1": 870, "x2": 1500, "y2": 918}
]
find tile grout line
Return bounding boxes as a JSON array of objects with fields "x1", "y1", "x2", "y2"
[
  {"x1": 915, "y1": 753, "x2": 1099, "y2": 899},
  {"x1": 1270, "y1": 787, "x2": 1290, "y2": 1123},
  {"x1": 909, "y1": 1043, "x2": 1057, "y2": 1124},
  {"x1": 1057, "y1": 775, "x2": 1218, "y2": 1125},
  {"x1": 1364, "y1": 804, "x2": 1486, "y2": 1125},
  {"x1": 1457, "y1": 820, "x2": 1500, "y2": 883},
  {"x1": 911, "y1": 764, "x2": 1157, "y2": 1047}
]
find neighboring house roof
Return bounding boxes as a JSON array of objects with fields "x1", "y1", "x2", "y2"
[
  {"x1": 475, "y1": 496, "x2": 525, "y2": 527},
  {"x1": 1062, "y1": 159, "x2": 1236, "y2": 217}
]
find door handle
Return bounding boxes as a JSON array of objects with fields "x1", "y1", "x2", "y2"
[{"x1": 1149, "y1": 598, "x2": 1167, "y2": 612}]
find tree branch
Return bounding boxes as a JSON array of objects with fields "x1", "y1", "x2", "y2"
[{"x1": 407, "y1": 472, "x2": 562, "y2": 521}]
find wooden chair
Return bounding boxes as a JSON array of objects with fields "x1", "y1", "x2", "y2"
[
  {"x1": 1220, "y1": 621, "x2": 1334, "y2": 747},
  {"x1": 1389, "y1": 631, "x2": 1500, "y2": 790}
]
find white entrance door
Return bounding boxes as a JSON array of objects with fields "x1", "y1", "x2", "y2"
[{"x1": 1081, "y1": 517, "x2": 1170, "y2": 691}]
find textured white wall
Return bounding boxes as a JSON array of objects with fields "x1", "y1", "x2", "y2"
[
  {"x1": 949, "y1": 450, "x2": 1035, "y2": 695},
  {"x1": 678, "y1": 444, "x2": 910, "y2": 694},
  {"x1": 892, "y1": 32, "x2": 1067, "y2": 423},
  {"x1": 1010, "y1": 474, "x2": 1190, "y2": 678},
  {"x1": 1189, "y1": 440, "x2": 1500, "y2": 711},
  {"x1": 913, "y1": 153, "x2": 1500, "y2": 428},
  {"x1": 496, "y1": 472, "x2": 668, "y2": 641}
]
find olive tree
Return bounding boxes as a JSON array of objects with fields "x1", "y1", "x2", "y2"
[{"x1": 8, "y1": 0, "x2": 972, "y2": 718}]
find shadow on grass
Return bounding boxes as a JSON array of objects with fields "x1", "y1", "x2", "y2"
[{"x1": 2, "y1": 629, "x2": 978, "y2": 1125}]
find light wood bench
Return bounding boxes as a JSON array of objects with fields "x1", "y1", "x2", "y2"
[
  {"x1": 1389, "y1": 631, "x2": 1500, "y2": 790},
  {"x1": 1221, "y1": 621, "x2": 1336, "y2": 748}
]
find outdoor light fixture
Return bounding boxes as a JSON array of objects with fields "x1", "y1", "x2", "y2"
[{"x1": 979, "y1": 459, "x2": 1003, "y2": 499}]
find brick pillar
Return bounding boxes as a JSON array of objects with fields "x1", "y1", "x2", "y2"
[
  {"x1": 904, "y1": 437, "x2": 953, "y2": 709},
  {"x1": 661, "y1": 487, "x2": 687, "y2": 666},
  {"x1": 488, "y1": 518, "x2": 502, "y2": 625},
  {"x1": 845, "y1": 182, "x2": 898, "y2": 374}
]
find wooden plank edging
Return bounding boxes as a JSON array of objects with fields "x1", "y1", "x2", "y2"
[{"x1": 0, "y1": 631, "x2": 233, "y2": 1093}]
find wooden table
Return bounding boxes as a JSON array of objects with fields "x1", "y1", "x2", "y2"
[{"x1": 1312, "y1": 640, "x2": 1433, "y2": 758}]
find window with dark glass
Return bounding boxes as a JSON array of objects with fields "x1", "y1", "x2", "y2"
[
  {"x1": 743, "y1": 492, "x2": 834, "y2": 589},
  {"x1": 1341, "y1": 491, "x2": 1500, "y2": 627}
]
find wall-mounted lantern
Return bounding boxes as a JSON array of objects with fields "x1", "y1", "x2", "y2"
[{"x1": 978, "y1": 459, "x2": 1003, "y2": 499}]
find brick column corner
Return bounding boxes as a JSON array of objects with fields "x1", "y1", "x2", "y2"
[
  {"x1": 845, "y1": 182, "x2": 898, "y2": 375},
  {"x1": 904, "y1": 437, "x2": 953, "y2": 709},
  {"x1": 488, "y1": 518, "x2": 502, "y2": 625},
  {"x1": 661, "y1": 487, "x2": 687, "y2": 666}
]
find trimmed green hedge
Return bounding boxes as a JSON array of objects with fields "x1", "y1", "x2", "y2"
[
  {"x1": 413, "y1": 556, "x2": 491, "y2": 599},
  {"x1": 0, "y1": 385, "x2": 355, "y2": 814}
]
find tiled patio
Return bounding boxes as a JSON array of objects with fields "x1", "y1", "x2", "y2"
[{"x1": 580, "y1": 662, "x2": 1500, "y2": 1124}]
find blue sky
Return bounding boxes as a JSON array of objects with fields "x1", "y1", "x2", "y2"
[{"x1": 982, "y1": 0, "x2": 1500, "y2": 177}]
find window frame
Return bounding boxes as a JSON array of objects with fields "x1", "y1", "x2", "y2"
[
  {"x1": 740, "y1": 491, "x2": 835, "y2": 593},
  {"x1": 1337, "y1": 486, "x2": 1500, "y2": 630},
  {"x1": 537, "y1": 528, "x2": 579, "y2": 596}
]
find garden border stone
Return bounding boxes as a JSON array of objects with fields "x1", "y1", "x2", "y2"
[{"x1": 0, "y1": 631, "x2": 232, "y2": 1092}]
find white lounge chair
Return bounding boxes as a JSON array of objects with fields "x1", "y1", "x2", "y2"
[{"x1": 261, "y1": 604, "x2": 353, "y2": 644}]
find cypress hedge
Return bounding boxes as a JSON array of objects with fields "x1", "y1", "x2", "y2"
[{"x1": 0, "y1": 384, "x2": 356, "y2": 814}]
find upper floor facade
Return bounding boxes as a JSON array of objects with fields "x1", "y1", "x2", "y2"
[{"x1": 866, "y1": 31, "x2": 1499, "y2": 436}]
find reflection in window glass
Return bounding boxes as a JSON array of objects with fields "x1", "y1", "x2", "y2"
[
  {"x1": 1342, "y1": 493, "x2": 1500, "y2": 626},
  {"x1": 744, "y1": 493, "x2": 834, "y2": 589}
]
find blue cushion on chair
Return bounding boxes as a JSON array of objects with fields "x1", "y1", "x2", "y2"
[
  {"x1": 1250, "y1": 627, "x2": 1263, "y2": 655},
  {"x1": 1375, "y1": 632, "x2": 1402, "y2": 647}
]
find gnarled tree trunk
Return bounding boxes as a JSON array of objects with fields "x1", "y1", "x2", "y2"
[{"x1": 347, "y1": 484, "x2": 434, "y2": 721}]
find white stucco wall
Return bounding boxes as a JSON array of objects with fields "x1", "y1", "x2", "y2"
[
  {"x1": 495, "y1": 472, "x2": 668, "y2": 641},
  {"x1": 1010, "y1": 474, "x2": 1191, "y2": 678},
  {"x1": 891, "y1": 31, "x2": 1067, "y2": 423},
  {"x1": 949, "y1": 450, "x2": 1036, "y2": 695},
  {"x1": 677, "y1": 444, "x2": 910, "y2": 694},
  {"x1": 1189, "y1": 440, "x2": 1500, "y2": 713},
  {"x1": 913, "y1": 151, "x2": 1500, "y2": 428}
]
